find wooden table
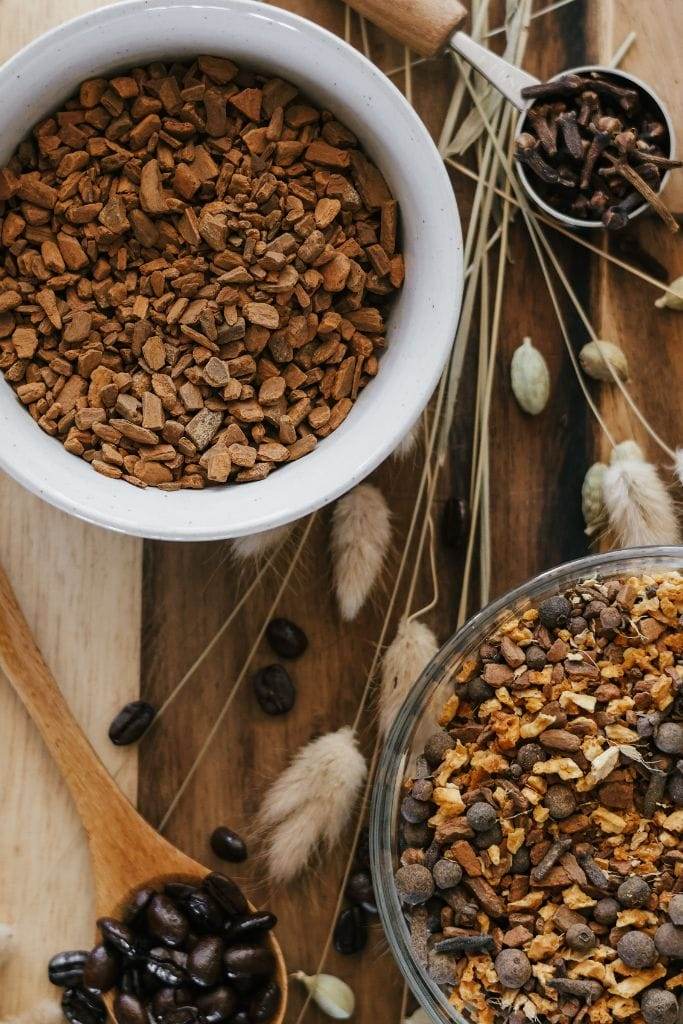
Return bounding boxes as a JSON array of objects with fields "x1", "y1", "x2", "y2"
[{"x1": 1, "y1": 0, "x2": 682, "y2": 1020}]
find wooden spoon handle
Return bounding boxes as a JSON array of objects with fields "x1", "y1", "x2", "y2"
[
  {"x1": 344, "y1": 0, "x2": 467, "y2": 56},
  {"x1": 0, "y1": 561, "x2": 133, "y2": 843}
]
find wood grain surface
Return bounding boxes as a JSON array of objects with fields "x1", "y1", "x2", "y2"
[{"x1": 0, "y1": 0, "x2": 682, "y2": 1021}]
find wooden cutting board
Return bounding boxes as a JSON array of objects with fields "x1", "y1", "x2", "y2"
[{"x1": 1, "y1": 0, "x2": 682, "y2": 1020}]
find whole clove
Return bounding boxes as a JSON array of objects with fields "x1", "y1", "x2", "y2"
[
  {"x1": 516, "y1": 71, "x2": 680, "y2": 228},
  {"x1": 576, "y1": 851, "x2": 610, "y2": 889},
  {"x1": 547, "y1": 979, "x2": 604, "y2": 1003},
  {"x1": 530, "y1": 838, "x2": 572, "y2": 883}
]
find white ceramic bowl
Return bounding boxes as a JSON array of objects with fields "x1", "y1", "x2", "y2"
[{"x1": 0, "y1": 0, "x2": 462, "y2": 540}]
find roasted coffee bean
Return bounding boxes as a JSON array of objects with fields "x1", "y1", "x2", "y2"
[
  {"x1": 120, "y1": 967, "x2": 144, "y2": 995},
  {"x1": 333, "y1": 906, "x2": 368, "y2": 955},
  {"x1": 83, "y1": 943, "x2": 121, "y2": 993},
  {"x1": 196, "y1": 987, "x2": 237, "y2": 1024},
  {"x1": 146, "y1": 895, "x2": 189, "y2": 948},
  {"x1": 113, "y1": 993, "x2": 147, "y2": 1024},
  {"x1": 249, "y1": 981, "x2": 281, "y2": 1023},
  {"x1": 187, "y1": 936, "x2": 224, "y2": 987},
  {"x1": 108, "y1": 701, "x2": 156, "y2": 745},
  {"x1": 145, "y1": 955, "x2": 187, "y2": 987},
  {"x1": 265, "y1": 618, "x2": 308, "y2": 659},
  {"x1": 163, "y1": 1009, "x2": 199, "y2": 1024},
  {"x1": 62, "y1": 988, "x2": 107, "y2": 1024},
  {"x1": 204, "y1": 873, "x2": 248, "y2": 916},
  {"x1": 252, "y1": 664, "x2": 296, "y2": 715},
  {"x1": 48, "y1": 950, "x2": 88, "y2": 987},
  {"x1": 223, "y1": 946, "x2": 276, "y2": 982},
  {"x1": 226, "y1": 912, "x2": 278, "y2": 942},
  {"x1": 153, "y1": 988, "x2": 194, "y2": 1017},
  {"x1": 165, "y1": 883, "x2": 197, "y2": 902},
  {"x1": 97, "y1": 918, "x2": 137, "y2": 957},
  {"x1": 210, "y1": 826, "x2": 248, "y2": 863},
  {"x1": 183, "y1": 890, "x2": 225, "y2": 933},
  {"x1": 123, "y1": 887, "x2": 156, "y2": 926},
  {"x1": 231, "y1": 1012, "x2": 250, "y2": 1024}
]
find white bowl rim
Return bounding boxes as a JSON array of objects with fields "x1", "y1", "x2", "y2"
[{"x1": 0, "y1": 0, "x2": 463, "y2": 541}]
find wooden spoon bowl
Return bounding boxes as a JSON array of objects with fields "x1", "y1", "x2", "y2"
[{"x1": 0, "y1": 563, "x2": 287, "y2": 1021}]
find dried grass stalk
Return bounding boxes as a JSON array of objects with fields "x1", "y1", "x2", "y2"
[
  {"x1": 231, "y1": 523, "x2": 294, "y2": 563},
  {"x1": 379, "y1": 618, "x2": 438, "y2": 737},
  {"x1": 331, "y1": 484, "x2": 391, "y2": 621},
  {"x1": 603, "y1": 441, "x2": 680, "y2": 547},
  {"x1": 258, "y1": 726, "x2": 367, "y2": 883}
]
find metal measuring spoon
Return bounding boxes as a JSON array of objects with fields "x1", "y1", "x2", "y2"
[{"x1": 346, "y1": 0, "x2": 676, "y2": 229}]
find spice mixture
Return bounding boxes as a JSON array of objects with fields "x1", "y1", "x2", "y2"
[
  {"x1": 515, "y1": 72, "x2": 682, "y2": 231},
  {"x1": 0, "y1": 57, "x2": 402, "y2": 489},
  {"x1": 49, "y1": 874, "x2": 280, "y2": 1024},
  {"x1": 395, "y1": 572, "x2": 683, "y2": 1024}
]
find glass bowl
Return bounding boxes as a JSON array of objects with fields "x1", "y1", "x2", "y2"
[{"x1": 370, "y1": 546, "x2": 683, "y2": 1024}]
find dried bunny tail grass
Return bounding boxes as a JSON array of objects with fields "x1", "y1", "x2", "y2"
[
  {"x1": 258, "y1": 726, "x2": 367, "y2": 883},
  {"x1": 3, "y1": 1003, "x2": 63, "y2": 1024},
  {"x1": 231, "y1": 523, "x2": 294, "y2": 563},
  {"x1": 331, "y1": 484, "x2": 391, "y2": 621},
  {"x1": 392, "y1": 422, "x2": 419, "y2": 461},
  {"x1": 0, "y1": 922, "x2": 13, "y2": 966},
  {"x1": 602, "y1": 440, "x2": 681, "y2": 547},
  {"x1": 379, "y1": 618, "x2": 438, "y2": 738}
]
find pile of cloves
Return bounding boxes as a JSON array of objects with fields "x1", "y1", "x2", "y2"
[{"x1": 515, "y1": 71, "x2": 682, "y2": 231}]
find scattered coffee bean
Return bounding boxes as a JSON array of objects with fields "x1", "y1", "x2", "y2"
[
  {"x1": 210, "y1": 825, "x2": 248, "y2": 863},
  {"x1": 617, "y1": 877, "x2": 651, "y2": 908},
  {"x1": 617, "y1": 930, "x2": 657, "y2": 969},
  {"x1": 423, "y1": 731, "x2": 456, "y2": 768},
  {"x1": 204, "y1": 872, "x2": 248, "y2": 916},
  {"x1": 433, "y1": 859, "x2": 463, "y2": 890},
  {"x1": 333, "y1": 906, "x2": 368, "y2": 955},
  {"x1": 538, "y1": 595, "x2": 572, "y2": 630},
  {"x1": 565, "y1": 923, "x2": 596, "y2": 952},
  {"x1": 48, "y1": 950, "x2": 88, "y2": 987},
  {"x1": 82, "y1": 943, "x2": 120, "y2": 993},
  {"x1": 227, "y1": 912, "x2": 278, "y2": 944},
  {"x1": 466, "y1": 802, "x2": 497, "y2": 833},
  {"x1": 641, "y1": 989, "x2": 679, "y2": 1024},
  {"x1": 252, "y1": 664, "x2": 296, "y2": 715},
  {"x1": 494, "y1": 949, "x2": 531, "y2": 989},
  {"x1": 395, "y1": 864, "x2": 435, "y2": 906},
  {"x1": 108, "y1": 701, "x2": 156, "y2": 745},
  {"x1": 123, "y1": 887, "x2": 155, "y2": 926},
  {"x1": 62, "y1": 987, "x2": 106, "y2": 1024},
  {"x1": 593, "y1": 897, "x2": 619, "y2": 926},
  {"x1": 265, "y1": 618, "x2": 308, "y2": 659}
]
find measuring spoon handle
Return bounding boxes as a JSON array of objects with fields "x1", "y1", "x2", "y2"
[
  {"x1": 345, "y1": 0, "x2": 467, "y2": 57},
  {"x1": 0, "y1": 561, "x2": 134, "y2": 847}
]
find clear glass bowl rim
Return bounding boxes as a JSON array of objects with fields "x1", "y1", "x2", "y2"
[{"x1": 370, "y1": 545, "x2": 683, "y2": 1024}]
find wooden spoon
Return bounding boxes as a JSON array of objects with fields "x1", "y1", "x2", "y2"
[{"x1": 0, "y1": 562, "x2": 287, "y2": 1021}]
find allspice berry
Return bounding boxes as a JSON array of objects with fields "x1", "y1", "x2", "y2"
[
  {"x1": 494, "y1": 948, "x2": 532, "y2": 989},
  {"x1": 538, "y1": 595, "x2": 572, "y2": 630},
  {"x1": 655, "y1": 923, "x2": 683, "y2": 959},
  {"x1": 517, "y1": 743, "x2": 546, "y2": 772},
  {"x1": 565, "y1": 923, "x2": 596, "y2": 952},
  {"x1": 593, "y1": 898, "x2": 619, "y2": 926},
  {"x1": 640, "y1": 989, "x2": 678, "y2": 1024},
  {"x1": 467, "y1": 677, "x2": 494, "y2": 706},
  {"x1": 617, "y1": 877, "x2": 651, "y2": 909},
  {"x1": 423, "y1": 731, "x2": 455, "y2": 768},
  {"x1": 544, "y1": 783, "x2": 576, "y2": 820},
  {"x1": 617, "y1": 930, "x2": 657, "y2": 969},
  {"x1": 466, "y1": 802, "x2": 497, "y2": 834},
  {"x1": 433, "y1": 859, "x2": 463, "y2": 890},
  {"x1": 669, "y1": 893, "x2": 683, "y2": 926},
  {"x1": 394, "y1": 864, "x2": 434, "y2": 906},
  {"x1": 655, "y1": 722, "x2": 683, "y2": 755}
]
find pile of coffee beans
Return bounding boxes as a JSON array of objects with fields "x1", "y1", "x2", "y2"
[{"x1": 49, "y1": 874, "x2": 280, "y2": 1024}]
